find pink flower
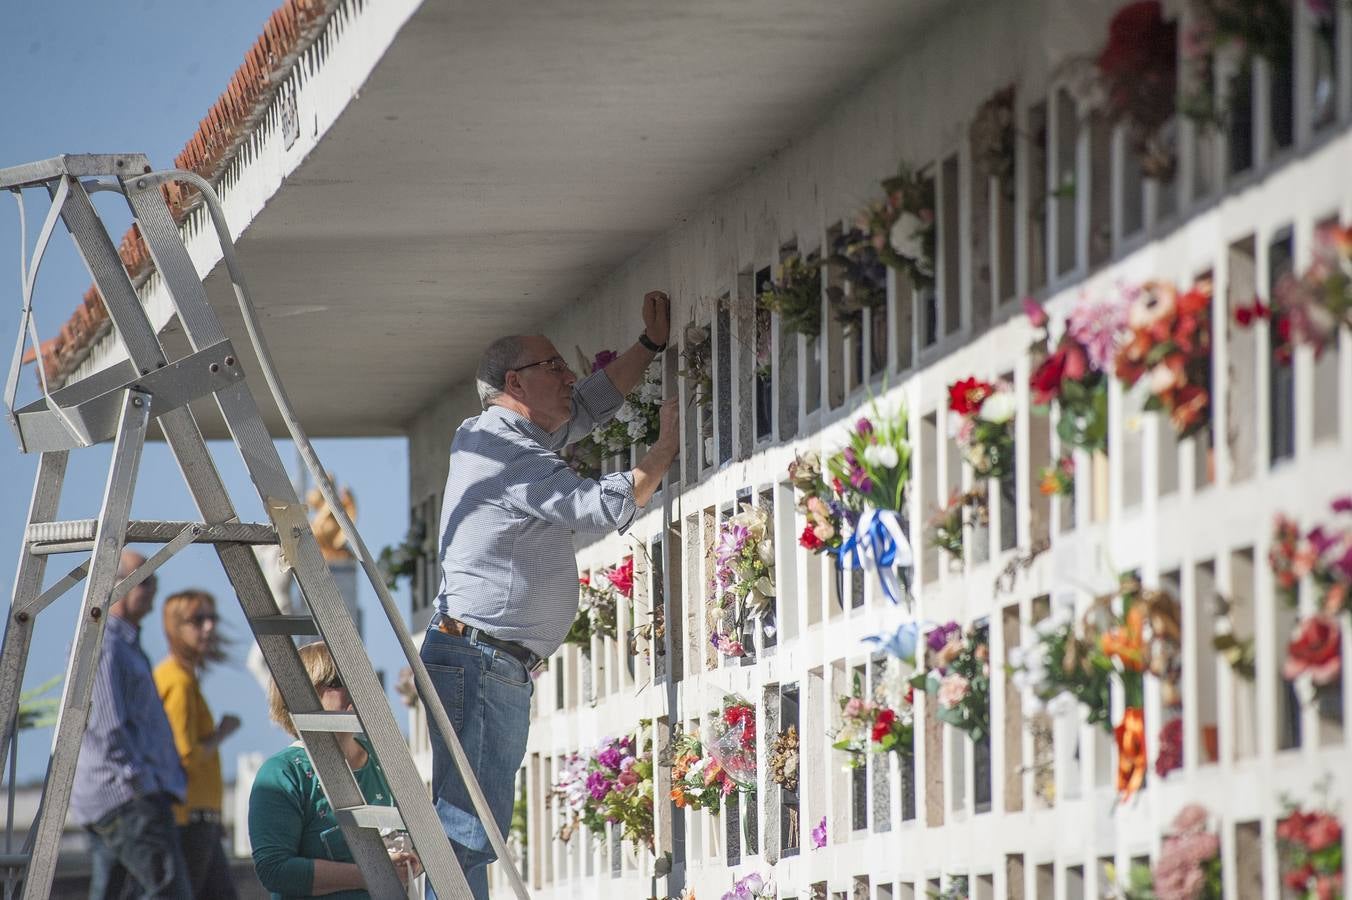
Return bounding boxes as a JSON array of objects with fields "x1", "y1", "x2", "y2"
[
  {"x1": 811, "y1": 816, "x2": 827, "y2": 849},
  {"x1": 1023, "y1": 297, "x2": 1049, "y2": 329},
  {"x1": 1067, "y1": 294, "x2": 1129, "y2": 371},
  {"x1": 937, "y1": 673, "x2": 970, "y2": 708}
]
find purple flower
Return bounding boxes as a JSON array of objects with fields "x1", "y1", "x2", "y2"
[
  {"x1": 849, "y1": 466, "x2": 873, "y2": 494},
  {"x1": 927, "y1": 621, "x2": 961, "y2": 654},
  {"x1": 585, "y1": 770, "x2": 613, "y2": 801},
  {"x1": 1067, "y1": 294, "x2": 1129, "y2": 372},
  {"x1": 596, "y1": 741, "x2": 624, "y2": 771},
  {"x1": 811, "y1": 816, "x2": 827, "y2": 849},
  {"x1": 843, "y1": 446, "x2": 857, "y2": 465},
  {"x1": 591, "y1": 349, "x2": 618, "y2": 373},
  {"x1": 1332, "y1": 496, "x2": 1352, "y2": 514},
  {"x1": 855, "y1": 417, "x2": 874, "y2": 435}
]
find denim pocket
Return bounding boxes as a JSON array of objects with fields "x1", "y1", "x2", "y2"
[{"x1": 423, "y1": 663, "x2": 466, "y2": 732}]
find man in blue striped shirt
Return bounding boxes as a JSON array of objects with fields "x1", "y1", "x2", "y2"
[
  {"x1": 71, "y1": 550, "x2": 191, "y2": 899},
  {"x1": 422, "y1": 291, "x2": 678, "y2": 898}
]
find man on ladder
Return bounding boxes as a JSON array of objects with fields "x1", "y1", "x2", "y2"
[{"x1": 425, "y1": 291, "x2": 678, "y2": 898}]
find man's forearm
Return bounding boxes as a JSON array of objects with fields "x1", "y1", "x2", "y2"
[
  {"x1": 631, "y1": 440, "x2": 678, "y2": 508},
  {"x1": 603, "y1": 341, "x2": 659, "y2": 397}
]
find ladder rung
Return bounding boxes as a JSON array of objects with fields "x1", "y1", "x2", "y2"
[
  {"x1": 334, "y1": 805, "x2": 405, "y2": 832},
  {"x1": 291, "y1": 711, "x2": 362, "y2": 733},
  {"x1": 251, "y1": 614, "x2": 319, "y2": 636},
  {"x1": 26, "y1": 519, "x2": 277, "y2": 554}
]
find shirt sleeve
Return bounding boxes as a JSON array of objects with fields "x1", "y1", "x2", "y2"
[
  {"x1": 89, "y1": 644, "x2": 149, "y2": 796},
  {"x1": 249, "y1": 756, "x2": 316, "y2": 895},
  {"x1": 502, "y1": 446, "x2": 637, "y2": 534},
  {"x1": 555, "y1": 369, "x2": 625, "y2": 448}
]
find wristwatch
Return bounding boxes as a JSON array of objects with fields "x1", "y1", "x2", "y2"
[{"x1": 638, "y1": 332, "x2": 667, "y2": 353}]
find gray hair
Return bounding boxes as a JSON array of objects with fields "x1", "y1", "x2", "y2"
[{"x1": 476, "y1": 335, "x2": 527, "y2": 409}]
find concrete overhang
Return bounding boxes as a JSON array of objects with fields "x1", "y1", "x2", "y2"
[{"x1": 79, "y1": 0, "x2": 945, "y2": 437}]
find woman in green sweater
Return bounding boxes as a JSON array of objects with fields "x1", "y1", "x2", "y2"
[{"x1": 249, "y1": 641, "x2": 422, "y2": 898}]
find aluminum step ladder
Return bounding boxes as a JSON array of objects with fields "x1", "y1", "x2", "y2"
[{"x1": 0, "y1": 155, "x2": 530, "y2": 900}]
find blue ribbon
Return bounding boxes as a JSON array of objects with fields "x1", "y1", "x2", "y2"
[{"x1": 834, "y1": 508, "x2": 913, "y2": 605}]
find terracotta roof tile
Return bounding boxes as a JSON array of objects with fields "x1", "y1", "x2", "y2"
[{"x1": 23, "y1": 0, "x2": 331, "y2": 383}]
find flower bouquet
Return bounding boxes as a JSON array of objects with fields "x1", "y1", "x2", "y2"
[
  {"x1": 707, "y1": 505, "x2": 775, "y2": 658},
  {"x1": 1273, "y1": 497, "x2": 1352, "y2": 614},
  {"x1": 857, "y1": 162, "x2": 936, "y2": 291},
  {"x1": 678, "y1": 321, "x2": 714, "y2": 407},
  {"x1": 1038, "y1": 456, "x2": 1076, "y2": 497},
  {"x1": 1278, "y1": 801, "x2": 1344, "y2": 900},
  {"x1": 578, "y1": 348, "x2": 663, "y2": 456},
  {"x1": 704, "y1": 698, "x2": 758, "y2": 792},
  {"x1": 1095, "y1": 1, "x2": 1179, "y2": 181},
  {"x1": 562, "y1": 570, "x2": 619, "y2": 656},
  {"x1": 1284, "y1": 613, "x2": 1342, "y2": 698},
  {"x1": 1150, "y1": 805, "x2": 1223, "y2": 900},
  {"x1": 1007, "y1": 599, "x2": 1116, "y2": 732},
  {"x1": 668, "y1": 730, "x2": 742, "y2": 812},
  {"x1": 1026, "y1": 292, "x2": 1129, "y2": 493},
  {"x1": 913, "y1": 621, "x2": 991, "y2": 742},
  {"x1": 720, "y1": 872, "x2": 776, "y2": 900},
  {"x1": 553, "y1": 735, "x2": 655, "y2": 850},
  {"x1": 825, "y1": 227, "x2": 888, "y2": 322},
  {"x1": 1271, "y1": 224, "x2": 1352, "y2": 360},
  {"x1": 971, "y1": 86, "x2": 1016, "y2": 186},
  {"x1": 948, "y1": 377, "x2": 1017, "y2": 479},
  {"x1": 759, "y1": 252, "x2": 824, "y2": 340},
  {"x1": 832, "y1": 667, "x2": 914, "y2": 768},
  {"x1": 787, "y1": 451, "x2": 847, "y2": 557},
  {"x1": 1114, "y1": 279, "x2": 1213, "y2": 439},
  {"x1": 926, "y1": 488, "x2": 988, "y2": 565},
  {"x1": 824, "y1": 403, "x2": 913, "y2": 604}
]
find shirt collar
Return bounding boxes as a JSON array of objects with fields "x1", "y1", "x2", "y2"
[
  {"x1": 104, "y1": 614, "x2": 139, "y2": 644},
  {"x1": 484, "y1": 403, "x2": 563, "y2": 445}
]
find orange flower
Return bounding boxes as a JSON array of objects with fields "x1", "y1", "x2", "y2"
[
  {"x1": 1100, "y1": 604, "x2": 1147, "y2": 672},
  {"x1": 670, "y1": 788, "x2": 686, "y2": 807},
  {"x1": 1115, "y1": 706, "x2": 1146, "y2": 801}
]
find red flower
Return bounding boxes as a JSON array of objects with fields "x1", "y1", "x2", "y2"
[
  {"x1": 1284, "y1": 614, "x2": 1342, "y2": 685},
  {"x1": 605, "y1": 556, "x2": 635, "y2": 598},
  {"x1": 799, "y1": 525, "x2": 825, "y2": 551},
  {"x1": 1154, "y1": 717, "x2": 1183, "y2": 778},
  {"x1": 1030, "y1": 350, "x2": 1067, "y2": 405},
  {"x1": 871, "y1": 708, "x2": 897, "y2": 743},
  {"x1": 579, "y1": 573, "x2": 591, "y2": 587},
  {"x1": 1285, "y1": 864, "x2": 1315, "y2": 892},
  {"x1": 1305, "y1": 813, "x2": 1343, "y2": 852},
  {"x1": 1234, "y1": 299, "x2": 1269, "y2": 327},
  {"x1": 948, "y1": 377, "x2": 994, "y2": 416}
]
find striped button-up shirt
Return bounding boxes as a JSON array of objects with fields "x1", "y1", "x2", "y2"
[
  {"x1": 70, "y1": 613, "x2": 186, "y2": 825},
  {"x1": 435, "y1": 370, "x2": 637, "y2": 657}
]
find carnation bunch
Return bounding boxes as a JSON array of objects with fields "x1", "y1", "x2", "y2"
[
  {"x1": 1271, "y1": 224, "x2": 1352, "y2": 360},
  {"x1": 1271, "y1": 497, "x2": 1352, "y2": 616},
  {"x1": 668, "y1": 730, "x2": 741, "y2": 812},
  {"x1": 787, "y1": 451, "x2": 847, "y2": 556},
  {"x1": 1150, "y1": 805, "x2": 1222, "y2": 900},
  {"x1": 707, "y1": 505, "x2": 775, "y2": 658},
  {"x1": 947, "y1": 377, "x2": 1016, "y2": 479},
  {"x1": 1026, "y1": 292, "x2": 1129, "y2": 491},
  {"x1": 554, "y1": 734, "x2": 655, "y2": 851},
  {"x1": 913, "y1": 621, "x2": 991, "y2": 742},
  {"x1": 1114, "y1": 279, "x2": 1212, "y2": 439},
  {"x1": 831, "y1": 667, "x2": 914, "y2": 768},
  {"x1": 1278, "y1": 800, "x2": 1344, "y2": 900}
]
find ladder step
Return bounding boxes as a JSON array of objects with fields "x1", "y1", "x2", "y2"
[
  {"x1": 334, "y1": 805, "x2": 405, "y2": 832},
  {"x1": 251, "y1": 614, "x2": 319, "y2": 636},
  {"x1": 291, "y1": 711, "x2": 362, "y2": 733},
  {"x1": 26, "y1": 519, "x2": 277, "y2": 554}
]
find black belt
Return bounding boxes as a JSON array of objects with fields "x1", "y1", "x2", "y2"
[{"x1": 434, "y1": 614, "x2": 545, "y2": 673}]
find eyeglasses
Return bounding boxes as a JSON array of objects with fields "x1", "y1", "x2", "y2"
[
  {"x1": 186, "y1": 612, "x2": 219, "y2": 627},
  {"x1": 318, "y1": 675, "x2": 346, "y2": 692},
  {"x1": 508, "y1": 355, "x2": 573, "y2": 376}
]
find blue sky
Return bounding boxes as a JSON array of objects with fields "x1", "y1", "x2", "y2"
[{"x1": 1, "y1": 1, "x2": 417, "y2": 782}]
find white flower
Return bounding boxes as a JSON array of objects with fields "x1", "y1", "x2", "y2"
[
  {"x1": 627, "y1": 419, "x2": 646, "y2": 440},
  {"x1": 616, "y1": 402, "x2": 636, "y2": 423},
  {"x1": 889, "y1": 211, "x2": 924, "y2": 261},
  {"x1": 756, "y1": 539, "x2": 776, "y2": 568},
  {"x1": 863, "y1": 443, "x2": 900, "y2": 469},
  {"x1": 977, "y1": 390, "x2": 1017, "y2": 424},
  {"x1": 1046, "y1": 693, "x2": 1079, "y2": 717}
]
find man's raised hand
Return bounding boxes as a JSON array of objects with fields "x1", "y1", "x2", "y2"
[{"x1": 643, "y1": 290, "x2": 671, "y2": 347}]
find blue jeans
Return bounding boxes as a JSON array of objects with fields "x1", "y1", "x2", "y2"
[
  {"x1": 86, "y1": 793, "x2": 192, "y2": 900},
  {"x1": 420, "y1": 625, "x2": 534, "y2": 900}
]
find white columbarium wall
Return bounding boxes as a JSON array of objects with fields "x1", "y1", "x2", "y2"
[{"x1": 405, "y1": 0, "x2": 1352, "y2": 897}]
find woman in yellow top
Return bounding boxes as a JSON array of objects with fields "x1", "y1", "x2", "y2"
[{"x1": 154, "y1": 589, "x2": 241, "y2": 900}]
